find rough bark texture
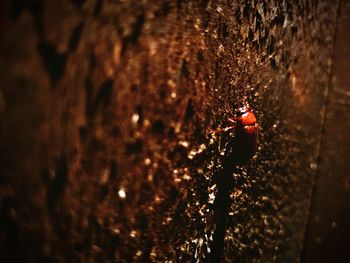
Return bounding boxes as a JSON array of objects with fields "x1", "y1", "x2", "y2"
[{"x1": 0, "y1": 0, "x2": 346, "y2": 262}]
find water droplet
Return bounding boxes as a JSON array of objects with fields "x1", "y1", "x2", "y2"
[
  {"x1": 130, "y1": 230, "x2": 137, "y2": 238},
  {"x1": 144, "y1": 158, "x2": 151, "y2": 166},
  {"x1": 112, "y1": 228, "x2": 120, "y2": 234},
  {"x1": 167, "y1": 79, "x2": 176, "y2": 88},
  {"x1": 118, "y1": 188, "x2": 126, "y2": 199},
  {"x1": 208, "y1": 192, "x2": 215, "y2": 204},
  {"x1": 154, "y1": 195, "x2": 161, "y2": 203},
  {"x1": 183, "y1": 174, "x2": 191, "y2": 180},
  {"x1": 179, "y1": 141, "x2": 189, "y2": 148},
  {"x1": 131, "y1": 113, "x2": 139, "y2": 124},
  {"x1": 188, "y1": 149, "x2": 197, "y2": 159},
  {"x1": 310, "y1": 162, "x2": 317, "y2": 170},
  {"x1": 261, "y1": 196, "x2": 269, "y2": 201}
]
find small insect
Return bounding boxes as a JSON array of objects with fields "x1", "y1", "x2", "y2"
[{"x1": 212, "y1": 102, "x2": 259, "y2": 165}]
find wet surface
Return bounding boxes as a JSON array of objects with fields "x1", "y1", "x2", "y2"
[{"x1": 0, "y1": 0, "x2": 343, "y2": 262}]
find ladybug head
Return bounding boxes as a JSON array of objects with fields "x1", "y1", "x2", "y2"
[
  {"x1": 235, "y1": 103, "x2": 256, "y2": 126},
  {"x1": 236, "y1": 106, "x2": 249, "y2": 116}
]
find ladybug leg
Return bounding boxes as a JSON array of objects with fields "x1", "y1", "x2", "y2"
[
  {"x1": 227, "y1": 117, "x2": 236, "y2": 124},
  {"x1": 211, "y1": 125, "x2": 235, "y2": 134},
  {"x1": 222, "y1": 125, "x2": 235, "y2": 132}
]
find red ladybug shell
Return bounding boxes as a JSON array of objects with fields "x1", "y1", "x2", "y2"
[
  {"x1": 236, "y1": 107, "x2": 258, "y2": 135},
  {"x1": 212, "y1": 104, "x2": 259, "y2": 165},
  {"x1": 236, "y1": 110, "x2": 257, "y2": 126},
  {"x1": 230, "y1": 106, "x2": 258, "y2": 165}
]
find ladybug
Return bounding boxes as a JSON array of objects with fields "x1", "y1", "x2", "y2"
[{"x1": 212, "y1": 103, "x2": 259, "y2": 165}]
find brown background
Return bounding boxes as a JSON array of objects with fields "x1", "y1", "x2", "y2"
[{"x1": 0, "y1": 0, "x2": 349, "y2": 262}]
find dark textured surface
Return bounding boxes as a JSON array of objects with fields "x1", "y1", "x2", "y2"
[
  {"x1": 0, "y1": 0, "x2": 342, "y2": 262},
  {"x1": 302, "y1": 1, "x2": 350, "y2": 262}
]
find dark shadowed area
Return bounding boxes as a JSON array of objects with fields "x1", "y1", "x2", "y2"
[{"x1": 0, "y1": 0, "x2": 349, "y2": 262}]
